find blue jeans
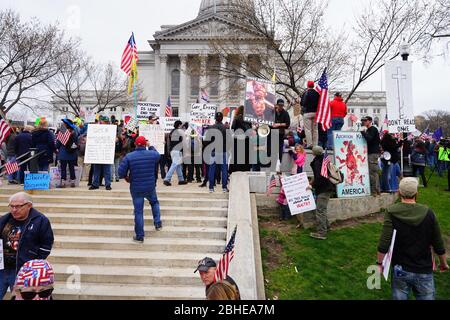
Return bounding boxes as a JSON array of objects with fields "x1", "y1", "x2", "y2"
[
  {"x1": 0, "y1": 269, "x2": 17, "y2": 300},
  {"x1": 60, "y1": 160, "x2": 76, "y2": 181},
  {"x1": 6, "y1": 156, "x2": 17, "y2": 182},
  {"x1": 131, "y1": 189, "x2": 161, "y2": 239},
  {"x1": 113, "y1": 157, "x2": 121, "y2": 180},
  {"x1": 327, "y1": 117, "x2": 344, "y2": 149},
  {"x1": 93, "y1": 164, "x2": 112, "y2": 187},
  {"x1": 392, "y1": 265, "x2": 435, "y2": 300},
  {"x1": 209, "y1": 152, "x2": 228, "y2": 191},
  {"x1": 164, "y1": 151, "x2": 184, "y2": 183}
]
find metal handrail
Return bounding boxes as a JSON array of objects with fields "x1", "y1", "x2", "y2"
[{"x1": 0, "y1": 150, "x2": 46, "y2": 178}]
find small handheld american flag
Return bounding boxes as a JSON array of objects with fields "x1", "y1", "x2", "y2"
[
  {"x1": 266, "y1": 175, "x2": 278, "y2": 196},
  {"x1": 5, "y1": 160, "x2": 20, "y2": 175},
  {"x1": 214, "y1": 225, "x2": 237, "y2": 283},
  {"x1": 321, "y1": 152, "x2": 331, "y2": 179},
  {"x1": 57, "y1": 131, "x2": 72, "y2": 146}
]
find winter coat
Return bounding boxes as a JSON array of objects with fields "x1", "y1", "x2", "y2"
[
  {"x1": 291, "y1": 152, "x2": 306, "y2": 175},
  {"x1": 6, "y1": 133, "x2": 17, "y2": 157},
  {"x1": 301, "y1": 89, "x2": 320, "y2": 114},
  {"x1": 56, "y1": 130, "x2": 79, "y2": 161},
  {"x1": 14, "y1": 131, "x2": 33, "y2": 157},
  {"x1": 411, "y1": 148, "x2": 426, "y2": 166},
  {"x1": 32, "y1": 129, "x2": 56, "y2": 166},
  {"x1": 330, "y1": 96, "x2": 348, "y2": 119}
]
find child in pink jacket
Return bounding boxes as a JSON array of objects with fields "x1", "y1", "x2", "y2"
[{"x1": 289, "y1": 144, "x2": 306, "y2": 174}]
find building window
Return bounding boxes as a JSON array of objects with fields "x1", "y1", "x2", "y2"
[
  {"x1": 111, "y1": 107, "x2": 116, "y2": 112},
  {"x1": 171, "y1": 69, "x2": 180, "y2": 96},
  {"x1": 209, "y1": 73, "x2": 219, "y2": 96},
  {"x1": 361, "y1": 108, "x2": 367, "y2": 114},
  {"x1": 349, "y1": 108, "x2": 354, "y2": 114},
  {"x1": 374, "y1": 117, "x2": 380, "y2": 127},
  {"x1": 190, "y1": 75, "x2": 199, "y2": 96},
  {"x1": 373, "y1": 108, "x2": 381, "y2": 114}
]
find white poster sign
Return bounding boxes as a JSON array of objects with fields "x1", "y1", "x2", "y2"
[
  {"x1": 0, "y1": 239, "x2": 4, "y2": 270},
  {"x1": 84, "y1": 124, "x2": 117, "y2": 164},
  {"x1": 385, "y1": 61, "x2": 416, "y2": 133},
  {"x1": 282, "y1": 173, "x2": 316, "y2": 216},
  {"x1": 125, "y1": 117, "x2": 139, "y2": 132},
  {"x1": 139, "y1": 124, "x2": 165, "y2": 154},
  {"x1": 190, "y1": 104, "x2": 217, "y2": 127},
  {"x1": 137, "y1": 102, "x2": 161, "y2": 120},
  {"x1": 383, "y1": 229, "x2": 397, "y2": 281},
  {"x1": 160, "y1": 117, "x2": 182, "y2": 133}
]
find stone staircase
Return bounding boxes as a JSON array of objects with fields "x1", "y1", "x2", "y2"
[{"x1": 0, "y1": 185, "x2": 229, "y2": 300}]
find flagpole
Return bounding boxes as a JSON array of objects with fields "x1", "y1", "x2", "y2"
[{"x1": 133, "y1": 82, "x2": 138, "y2": 118}]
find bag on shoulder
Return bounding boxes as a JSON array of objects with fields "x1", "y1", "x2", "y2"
[{"x1": 327, "y1": 162, "x2": 344, "y2": 185}]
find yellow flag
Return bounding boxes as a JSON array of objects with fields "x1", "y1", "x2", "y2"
[{"x1": 128, "y1": 58, "x2": 138, "y2": 95}]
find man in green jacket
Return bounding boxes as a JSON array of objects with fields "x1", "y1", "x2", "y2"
[{"x1": 377, "y1": 178, "x2": 449, "y2": 300}]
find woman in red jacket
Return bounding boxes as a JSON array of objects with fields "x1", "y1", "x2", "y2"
[{"x1": 327, "y1": 92, "x2": 348, "y2": 150}]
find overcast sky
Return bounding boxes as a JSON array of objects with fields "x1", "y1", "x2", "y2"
[{"x1": 1, "y1": 0, "x2": 449, "y2": 116}]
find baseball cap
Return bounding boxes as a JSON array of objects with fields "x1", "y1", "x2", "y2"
[
  {"x1": 135, "y1": 136, "x2": 148, "y2": 146},
  {"x1": 361, "y1": 116, "x2": 373, "y2": 122},
  {"x1": 194, "y1": 257, "x2": 217, "y2": 273},
  {"x1": 399, "y1": 178, "x2": 419, "y2": 198},
  {"x1": 215, "y1": 112, "x2": 224, "y2": 121},
  {"x1": 276, "y1": 99, "x2": 285, "y2": 106}
]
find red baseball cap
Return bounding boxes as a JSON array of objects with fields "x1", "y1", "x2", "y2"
[
  {"x1": 307, "y1": 81, "x2": 315, "y2": 88},
  {"x1": 135, "y1": 136, "x2": 148, "y2": 146}
]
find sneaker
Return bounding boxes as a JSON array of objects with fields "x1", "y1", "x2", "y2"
[
  {"x1": 106, "y1": 186, "x2": 112, "y2": 191},
  {"x1": 89, "y1": 186, "x2": 99, "y2": 190},
  {"x1": 309, "y1": 232, "x2": 327, "y2": 240},
  {"x1": 163, "y1": 181, "x2": 172, "y2": 187},
  {"x1": 209, "y1": 189, "x2": 214, "y2": 193},
  {"x1": 199, "y1": 183, "x2": 207, "y2": 188},
  {"x1": 178, "y1": 181, "x2": 188, "y2": 185},
  {"x1": 222, "y1": 188, "x2": 229, "y2": 193},
  {"x1": 133, "y1": 236, "x2": 144, "y2": 243},
  {"x1": 115, "y1": 179, "x2": 120, "y2": 182},
  {"x1": 196, "y1": 179, "x2": 202, "y2": 183},
  {"x1": 155, "y1": 223, "x2": 163, "y2": 231},
  {"x1": 8, "y1": 181, "x2": 18, "y2": 185},
  {"x1": 70, "y1": 180, "x2": 76, "y2": 188}
]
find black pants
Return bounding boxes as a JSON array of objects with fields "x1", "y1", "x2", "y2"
[
  {"x1": 89, "y1": 165, "x2": 103, "y2": 185},
  {"x1": 412, "y1": 165, "x2": 427, "y2": 187},
  {"x1": 60, "y1": 160, "x2": 76, "y2": 181}
]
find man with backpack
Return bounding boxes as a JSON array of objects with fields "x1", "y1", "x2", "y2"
[{"x1": 309, "y1": 146, "x2": 336, "y2": 240}]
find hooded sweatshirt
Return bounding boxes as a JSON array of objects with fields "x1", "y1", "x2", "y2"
[{"x1": 378, "y1": 203, "x2": 445, "y2": 274}]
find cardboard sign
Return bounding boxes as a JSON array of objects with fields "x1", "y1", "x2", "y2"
[
  {"x1": 244, "y1": 78, "x2": 276, "y2": 126},
  {"x1": 24, "y1": 173, "x2": 51, "y2": 191},
  {"x1": 84, "y1": 124, "x2": 117, "y2": 165},
  {"x1": 385, "y1": 61, "x2": 416, "y2": 133},
  {"x1": 190, "y1": 104, "x2": 217, "y2": 126},
  {"x1": 160, "y1": 117, "x2": 182, "y2": 133},
  {"x1": 383, "y1": 230, "x2": 397, "y2": 281},
  {"x1": 137, "y1": 102, "x2": 161, "y2": 120},
  {"x1": 0, "y1": 239, "x2": 4, "y2": 270},
  {"x1": 282, "y1": 173, "x2": 316, "y2": 216},
  {"x1": 139, "y1": 124, "x2": 165, "y2": 154},
  {"x1": 49, "y1": 166, "x2": 83, "y2": 189},
  {"x1": 333, "y1": 131, "x2": 371, "y2": 198}
]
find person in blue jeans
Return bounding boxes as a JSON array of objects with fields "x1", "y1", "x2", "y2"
[
  {"x1": 164, "y1": 121, "x2": 188, "y2": 186},
  {"x1": 119, "y1": 136, "x2": 161, "y2": 243},
  {"x1": 377, "y1": 178, "x2": 448, "y2": 300}
]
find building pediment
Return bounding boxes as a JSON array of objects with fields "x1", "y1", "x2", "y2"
[{"x1": 153, "y1": 14, "x2": 265, "y2": 41}]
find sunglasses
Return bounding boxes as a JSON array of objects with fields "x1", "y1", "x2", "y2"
[{"x1": 19, "y1": 288, "x2": 54, "y2": 300}]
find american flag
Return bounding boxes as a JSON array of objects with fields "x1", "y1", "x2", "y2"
[
  {"x1": 121, "y1": 33, "x2": 138, "y2": 76},
  {"x1": 321, "y1": 152, "x2": 331, "y2": 178},
  {"x1": 266, "y1": 175, "x2": 278, "y2": 195},
  {"x1": 165, "y1": 96, "x2": 173, "y2": 117},
  {"x1": 0, "y1": 115, "x2": 12, "y2": 146},
  {"x1": 57, "y1": 130, "x2": 71, "y2": 146},
  {"x1": 420, "y1": 128, "x2": 432, "y2": 140},
  {"x1": 214, "y1": 225, "x2": 237, "y2": 283},
  {"x1": 315, "y1": 69, "x2": 331, "y2": 131},
  {"x1": 5, "y1": 160, "x2": 19, "y2": 175}
]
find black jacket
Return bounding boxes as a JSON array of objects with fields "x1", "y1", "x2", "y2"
[
  {"x1": 301, "y1": 89, "x2": 320, "y2": 114},
  {"x1": 204, "y1": 122, "x2": 232, "y2": 154},
  {"x1": 32, "y1": 129, "x2": 56, "y2": 165},
  {"x1": 0, "y1": 208, "x2": 54, "y2": 274},
  {"x1": 361, "y1": 126, "x2": 381, "y2": 155},
  {"x1": 311, "y1": 155, "x2": 335, "y2": 195}
]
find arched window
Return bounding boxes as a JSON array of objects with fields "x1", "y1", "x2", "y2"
[
  {"x1": 190, "y1": 75, "x2": 200, "y2": 96},
  {"x1": 171, "y1": 69, "x2": 180, "y2": 96}
]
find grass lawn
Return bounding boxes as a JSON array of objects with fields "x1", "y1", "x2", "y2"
[{"x1": 259, "y1": 170, "x2": 450, "y2": 300}]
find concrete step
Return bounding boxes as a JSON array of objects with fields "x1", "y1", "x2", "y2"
[
  {"x1": 51, "y1": 224, "x2": 227, "y2": 239},
  {"x1": 46, "y1": 213, "x2": 227, "y2": 228},
  {"x1": 53, "y1": 264, "x2": 203, "y2": 286},
  {"x1": 53, "y1": 236, "x2": 226, "y2": 253},
  {"x1": 48, "y1": 249, "x2": 222, "y2": 268},
  {"x1": 0, "y1": 204, "x2": 228, "y2": 217},
  {"x1": 51, "y1": 282, "x2": 206, "y2": 300}
]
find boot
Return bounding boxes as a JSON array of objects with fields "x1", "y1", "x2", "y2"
[{"x1": 70, "y1": 180, "x2": 76, "y2": 188}]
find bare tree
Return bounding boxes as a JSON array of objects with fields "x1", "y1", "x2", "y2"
[
  {"x1": 0, "y1": 10, "x2": 78, "y2": 118},
  {"x1": 347, "y1": 0, "x2": 450, "y2": 103},
  {"x1": 422, "y1": 109, "x2": 450, "y2": 136}
]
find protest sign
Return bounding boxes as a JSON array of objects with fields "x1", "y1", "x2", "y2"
[
  {"x1": 84, "y1": 124, "x2": 117, "y2": 165},
  {"x1": 0, "y1": 240, "x2": 4, "y2": 270},
  {"x1": 333, "y1": 131, "x2": 371, "y2": 198},
  {"x1": 49, "y1": 166, "x2": 83, "y2": 189},
  {"x1": 383, "y1": 230, "x2": 397, "y2": 281},
  {"x1": 24, "y1": 173, "x2": 51, "y2": 191},
  {"x1": 125, "y1": 117, "x2": 139, "y2": 132},
  {"x1": 190, "y1": 104, "x2": 217, "y2": 127},
  {"x1": 160, "y1": 117, "x2": 182, "y2": 133},
  {"x1": 137, "y1": 102, "x2": 161, "y2": 120},
  {"x1": 139, "y1": 124, "x2": 165, "y2": 154},
  {"x1": 80, "y1": 107, "x2": 96, "y2": 123},
  {"x1": 282, "y1": 173, "x2": 316, "y2": 216},
  {"x1": 385, "y1": 61, "x2": 416, "y2": 133},
  {"x1": 222, "y1": 106, "x2": 238, "y2": 126},
  {"x1": 244, "y1": 78, "x2": 276, "y2": 126}
]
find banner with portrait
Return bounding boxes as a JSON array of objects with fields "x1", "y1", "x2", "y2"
[
  {"x1": 333, "y1": 131, "x2": 371, "y2": 198},
  {"x1": 244, "y1": 78, "x2": 276, "y2": 126}
]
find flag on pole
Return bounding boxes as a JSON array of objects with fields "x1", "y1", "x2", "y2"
[
  {"x1": 56, "y1": 130, "x2": 71, "y2": 146},
  {"x1": 315, "y1": 69, "x2": 331, "y2": 131},
  {"x1": 199, "y1": 88, "x2": 210, "y2": 103},
  {"x1": 214, "y1": 225, "x2": 237, "y2": 283},
  {"x1": 0, "y1": 115, "x2": 12, "y2": 146},
  {"x1": 121, "y1": 33, "x2": 138, "y2": 76},
  {"x1": 165, "y1": 96, "x2": 173, "y2": 117},
  {"x1": 321, "y1": 152, "x2": 331, "y2": 178},
  {"x1": 5, "y1": 160, "x2": 19, "y2": 175},
  {"x1": 432, "y1": 127, "x2": 443, "y2": 141},
  {"x1": 127, "y1": 58, "x2": 138, "y2": 95},
  {"x1": 420, "y1": 128, "x2": 432, "y2": 140},
  {"x1": 266, "y1": 175, "x2": 278, "y2": 195}
]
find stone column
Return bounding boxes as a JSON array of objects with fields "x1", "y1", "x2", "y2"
[
  {"x1": 239, "y1": 55, "x2": 247, "y2": 106},
  {"x1": 199, "y1": 54, "x2": 208, "y2": 97},
  {"x1": 159, "y1": 54, "x2": 169, "y2": 107},
  {"x1": 179, "y1": 54, "x2": 188, "y2": 118},
  {"x1": 218, "y1": 55, "x2": 228, "y2": 107}
]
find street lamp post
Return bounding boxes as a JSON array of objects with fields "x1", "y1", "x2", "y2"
[{"x1": 399, "y1": 38, "x2": 411, "y2": 61}]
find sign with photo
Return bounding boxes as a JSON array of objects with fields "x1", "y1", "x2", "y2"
[
  {"x1": 137, "y1": 102, "x2": 161, "y2": 120},
  {"x1": 84, "y1": 124, "x2": 117, "y2": 165},
  {"x1": 160, "y1": 117, "x2": 182, "y2": 133},
  {"x1": 139, "y1": 124, "x2": 165, "y2": 154},
  {"x1": 282, "y1": 173, "x2": 316, "y2": 216},
  {"x1": 244, "y1": 78, "x2": 276, "y2": 126},
  {"x1": 333, "y1": 131, "x2": 371, "y2": 198},
  {"x1": 190, "y1": 104, "x2": 217, "y2": 127}
]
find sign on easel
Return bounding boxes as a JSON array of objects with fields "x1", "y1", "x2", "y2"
[{"x1": 385, "y1": 61, "x2": 416, "y2": 133}]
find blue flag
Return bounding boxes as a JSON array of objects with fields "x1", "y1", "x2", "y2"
[{"x1": 433, "y1": 127, "x2": 443, "y2": 141}]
